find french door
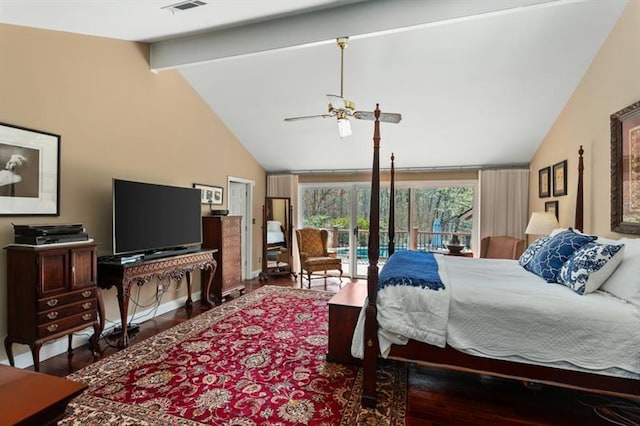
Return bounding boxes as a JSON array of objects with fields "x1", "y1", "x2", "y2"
[{"x1": 299, "y1": 184, "x2": 395, "y2": 278}]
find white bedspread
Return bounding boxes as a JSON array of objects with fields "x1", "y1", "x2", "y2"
[
  {"x1": 444, "y1": 256, "x2": 640, "y2": 377},
  {"x1": 351, "y1": 254, "x2": 640, "y2": 379},
  {"x1": 352, "y1": 255, "x2": 451, "y2": 358},
  {"x1": 267, "y1": 231, "x2": 285, "y2": 244}
]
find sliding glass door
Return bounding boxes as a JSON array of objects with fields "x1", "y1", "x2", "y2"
[{"x1": 299, "y1": 180, "x2": 476, "y2": 278}]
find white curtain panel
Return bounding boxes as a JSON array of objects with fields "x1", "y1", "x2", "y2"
[{"x1": 480, "y1": 169, "x2": 529, "y2": 239}]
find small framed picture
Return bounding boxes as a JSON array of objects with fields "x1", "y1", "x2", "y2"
[
  {"x1": 0, "y1": 122, "x2": 60, "y2": 216},
  {"x1": 545, "y1": 200, "x2": 559, "y2": 220},
  {"x1": 538, "y1": 166, "x2": 551, "y2": 198},
  {"x1": 552, "y1": 160, "x2": 568, "y2": 197},
  {"x1": 192, "y1": 183, "x2": 223, "y2": 205}
]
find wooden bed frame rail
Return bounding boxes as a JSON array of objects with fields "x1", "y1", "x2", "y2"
[{"x1": 361, "y1": 108, "x2": 638, "y2": 406}]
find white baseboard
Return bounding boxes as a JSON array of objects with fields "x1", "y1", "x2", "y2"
[{"x1": 0, "y1": 291, "x2": 201, "y2": 369}]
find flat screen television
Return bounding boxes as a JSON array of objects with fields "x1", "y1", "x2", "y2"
[{"x1": 113, "y1": 179, "x2": 202, "y2": 256}]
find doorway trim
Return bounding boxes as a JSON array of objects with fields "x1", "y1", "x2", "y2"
[{"x1": 227, "y1": 176, "x2": 254, "y2": 280}]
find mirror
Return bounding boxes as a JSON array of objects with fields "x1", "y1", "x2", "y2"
[{"x1": 261, "y1": 197, "x2": 294, "y2": 280}]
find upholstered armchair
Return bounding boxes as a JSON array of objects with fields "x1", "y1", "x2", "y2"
[
  {"x1": 480, "y1": 236, "x2": 526, "y2": 260},
  {"x1": 295, "y1": 227, "x2": 343, "y2": 289}
]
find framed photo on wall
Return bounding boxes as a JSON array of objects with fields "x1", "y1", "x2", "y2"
[
  {"x1": 545, "y1": 200, "x2": 559, "y2": 220},
  {"x1": 0, "y1": 122, "x2": 60, "y2": 216},
  {"x1": 193, "y1": 183, "x2": 223, "y2": 205},
  {"x1": 552, "y1": 160, "x2": 568, "y2": 197},
  {"x1": 611, "y1": 100, "x2": 640, "y2": 234},
  {"x1": 538, "y1": 166, "x2": 551, "y2": 198}
]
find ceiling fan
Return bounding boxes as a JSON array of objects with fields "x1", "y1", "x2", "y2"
[{"x1": 284, "y1": 37, "x2": 402, "y2": 137}]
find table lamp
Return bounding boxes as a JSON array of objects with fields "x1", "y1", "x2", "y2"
[{"x1": 525, "y1": 211, "x2": 560, "y2": 236}]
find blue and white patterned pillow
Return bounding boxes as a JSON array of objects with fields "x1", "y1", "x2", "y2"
[
  {"x1": 519, "y1": 235, "x2": 551, "y2": 267},
  {"x1": 527, "y1": 228, "x2": 597, "y2": 283},
  {"x1": 558, "y1": 242, "x2": 625, "y2": 295}
]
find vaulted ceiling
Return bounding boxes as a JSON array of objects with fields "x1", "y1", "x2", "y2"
[{"x1": 0, "y1": 0, "x2": 628, "y2": 172}]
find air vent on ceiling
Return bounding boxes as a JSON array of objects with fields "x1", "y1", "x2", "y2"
[{"x1": 162, "y1": 0, "x2": 207, "y2": 13}]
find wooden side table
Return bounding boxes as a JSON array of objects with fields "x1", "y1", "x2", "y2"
[
  {"x1": 445, "y1": 251, "x2": 473, "y2": 257},
  {"x1": 0, "y1": 365, "x2": 87, "y2": 425}
]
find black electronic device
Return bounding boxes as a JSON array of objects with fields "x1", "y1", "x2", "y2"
[
  {"x1": 113, "y1": 179, "x2": 202, "y2": 256},
  {"x1": 15, "y1": 232, "x2": 89, "y2": 245},
  {"x1": 13, "y1": 223, "x2": 84, "y2": 236},
  {"x1": 210, "y1": 209, "x2": 229, "y2": 216}
]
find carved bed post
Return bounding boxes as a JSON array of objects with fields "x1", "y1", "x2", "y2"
[
  {"x1": 575, "y1": 145, "x2": 584, "y2": 232},
  {"x1": 388, "y1": 153, "x2": 395, "y2": 257},
  {"x1": 362, "y1": 105, "x2": 381, "y2": 408}
]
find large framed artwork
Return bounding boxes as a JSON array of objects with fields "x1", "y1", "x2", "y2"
[
  {"x1": 193, "y1": 183, "x2": 223, "y2": 206},
  {"x1": 611, "y1": 100, "x2": 640, "y2": 234},
  {"x1": 0, "y1": 123, "x2": 60, "y2": 216},
  {"x1": 538, "y1": 167, "x2": 551, "y2": 198},
  {"x1": 552, "y1": 160, "x2": 567, "y2": 197}
]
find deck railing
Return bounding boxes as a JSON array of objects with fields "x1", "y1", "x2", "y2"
[{"x1": 326, "y1": 226, "x2": 472, "y2": 258}]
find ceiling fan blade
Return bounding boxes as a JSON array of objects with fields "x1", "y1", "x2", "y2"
[
  {"x1": 379, "y1": 113, "x2": 402, "y2": 123},
  {"x1": 284, "y1": 113, "x2": 334, "y2": 122},
  {"x1": 354, "y1": 111, "x2": 402, "y2": 124}
]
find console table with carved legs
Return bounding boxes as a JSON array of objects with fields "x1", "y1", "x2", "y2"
[{"x1": 96, "y1": 249, "x2": 217, "y2": 348}]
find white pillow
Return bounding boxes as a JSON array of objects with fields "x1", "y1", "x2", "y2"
[
  {"x1": 600, "y1": 238, "x2": 640, "y2": 306},
  {"x1": 267, "y1": 220, "x2": 282, "y2": 232},
  {"x1": 558, "y1": 242, "x2": 625, "y2": 295}
]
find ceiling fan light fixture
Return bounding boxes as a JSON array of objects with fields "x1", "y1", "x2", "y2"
[{"x1": 337, "y1": 118, "x2": 351, "y2": 138}]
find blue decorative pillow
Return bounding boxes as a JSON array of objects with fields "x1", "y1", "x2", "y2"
[
  {"x1": 519, "y1": 235, "x2": 551, "y2": 267},
  {"x1": 527, "y1": 228, "x2": 597, "y2": 283},
  {"x1": 558, "y1": 242, "x2": 625, "y2": 295}
]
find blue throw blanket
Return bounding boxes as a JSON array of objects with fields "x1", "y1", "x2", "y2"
[{"x1": 379, "y1": 250, "x2": 445, "y2": 291}]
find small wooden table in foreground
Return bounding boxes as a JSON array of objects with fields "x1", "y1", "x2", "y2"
[{"x1": 0, "y1": 364, "x2": 86, "y2": 425}]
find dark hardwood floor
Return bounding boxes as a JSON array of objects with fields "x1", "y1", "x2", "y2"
[{"x1": 35, "y1": 275, "x2": 632, "y2": 425}]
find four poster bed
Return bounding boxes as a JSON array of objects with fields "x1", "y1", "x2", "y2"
[{"x1": 355, "y1": 106, "x2": 640, "y2": 408}]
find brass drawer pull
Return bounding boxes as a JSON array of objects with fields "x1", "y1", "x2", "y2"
[
  {"x1": 82, "y1": 313, "x2": 92, "y2": 321},
  {"x1": 47, "y1": 299, "x2": 59, "y2": 307},
  {"x1": 82, "y1": 302, "x2": 93, "y2": 309},
  {"x1": 82, "y1": 290, "x2": 92, "y2": 298},
  {"x1": 47, "y1": 324, "x2": 58, "y2": 332},
  {"x1": 47, "y1": 311, "x2": 59, "y2": 320}
]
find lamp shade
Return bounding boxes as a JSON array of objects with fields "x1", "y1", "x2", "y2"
[
  {"x1": 337, "y1": 118, "x2": 352, "y2": 138},
  {"x1": 525, "y1": 212, "x2": 559, "y2": 235}
]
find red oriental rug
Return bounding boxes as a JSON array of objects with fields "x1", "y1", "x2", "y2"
[{"x1": 61, "y1": 286, "x2": 406, "y2": 425}]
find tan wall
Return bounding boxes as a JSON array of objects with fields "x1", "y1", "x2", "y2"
[
  {"x1": 529, "y1": 1, "x2": 640, "y2": 238},
  {"x1": 0, "y1": 24, "x2": 265, "y2": 361}
]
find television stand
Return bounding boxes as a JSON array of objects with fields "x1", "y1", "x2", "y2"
[
  {"x1": 97, "y1": 249, "x2": 217, "y2": 348},
  {"x1": 143, "y1": 246, "x2": 200, "y2": 261}
]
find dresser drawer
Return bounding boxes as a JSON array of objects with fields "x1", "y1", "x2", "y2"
[
  {"x1": 222, "y1": 236, "x2": 241, "y2": 247},
  {"x1": 222, "y1": 249, "x2": 241, "y2": 262},
  {"x1": 222, "y1": 258, "x2": 242, "y2": 272},
  {"x1": 222, "y1": 221, "x2": 241, "y2": 236},
  {"x1": 38, "y1": 287, "x2": 96, "y2": 312},
  {"x1": 38, "y1": 310, "x2": 97, "y2": 338},
  {"x1": 37, "y1": 299, "x2": 97, "y2": 324},
  {"x1": 222, "y1": 273, "x2": 241, "y2": 289}
]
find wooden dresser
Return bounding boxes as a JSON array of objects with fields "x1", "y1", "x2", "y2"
[
  {"x1": 4, "y1": 242, "x2": 100, "y2": 371},
  {"x1": 202, "y1": 215, "x2": 244, "y2": 302}
]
